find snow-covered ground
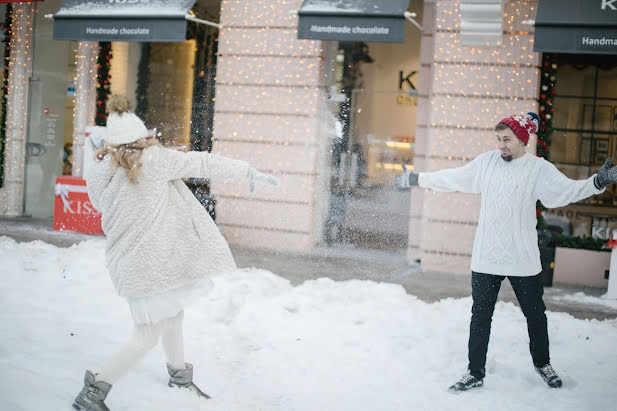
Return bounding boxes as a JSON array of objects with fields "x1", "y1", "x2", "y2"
[
  {"x1": 1, "y1": 237, "x2": 616, "y2": 411},
  {"x1": 551, "y1": 291, "x2": 617, "y2": 311}
]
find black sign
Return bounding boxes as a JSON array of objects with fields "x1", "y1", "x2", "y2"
[
  {"x1": 52, "y1": 0, "x2": 196, "y2": 42},
  {"x1": 534, "y1": 0, "x2": 617, "y2": 55},
  {"x1": 298, "y1": 15, "x2": 405, "y2": 43},
  {"x1": 297, "y1": 0, "x2": 410, "y2": 43},
  {"x1": 53, "y1": 18, "x2": 186, "y2": 42}
]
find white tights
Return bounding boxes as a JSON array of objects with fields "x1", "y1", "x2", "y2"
[{"x1": 97, "y1": 310, "x2": 186, "y2": 384}]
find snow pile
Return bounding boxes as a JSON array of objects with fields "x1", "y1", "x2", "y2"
[
  {"x1": 552, "y1": 291, "x2": 617, "y2": 310},
  {"x1": 0, "y1": 237, "x2": 616, "y2": 410}
]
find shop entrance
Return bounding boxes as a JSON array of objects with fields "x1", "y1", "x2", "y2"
[
  {"x1": 24, "y1": 0, "x2": 74, "y2": 218},
  {"x1": 324, "y1": 89, "x2": 416, "y2": 251}
]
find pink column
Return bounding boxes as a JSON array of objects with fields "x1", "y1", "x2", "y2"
[
  {"x1": 0, "y1": 3, "x2": 35, "y2": 216},
  {"x1": 212, "y1": 0, "x2": 324, "y2": 251},
  {"x1": 410, "y1": 0, "x2": 541, "y2": 273}
]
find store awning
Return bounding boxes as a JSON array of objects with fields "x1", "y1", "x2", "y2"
[
  {"x1": 297, "y1": 0, "x2": 410, "y2": 43},
  {"x1": 52, "y1": 0, "x2": 196, "y2": 42},
  {"x1": 534, "y1": 0, "x2": 617, "y2": 55}
]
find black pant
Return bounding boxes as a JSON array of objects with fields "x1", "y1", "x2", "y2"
[{"x1": 468, "y1": 272, "x2": 549, "y2": 379}]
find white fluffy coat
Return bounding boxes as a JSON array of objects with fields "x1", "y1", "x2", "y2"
[{"x1": 85, "y1": 145, "x2": 249, "y2": 297}]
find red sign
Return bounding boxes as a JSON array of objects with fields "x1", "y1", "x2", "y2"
[{"x1": 53, "y1": 176, "x2": 104, "y2": 235}]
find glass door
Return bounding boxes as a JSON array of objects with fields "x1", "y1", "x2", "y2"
[
  {"x1": 324, "y1": 89, "x2": 416, "y2": 251},
  {"x1": 24, "y1": 2, "x2": 74, "y2": 218}
]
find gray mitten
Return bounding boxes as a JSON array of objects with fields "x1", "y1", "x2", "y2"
[
  {"x1": 248, "y1": 168, "x2": 280, "y2": 193},
  {"x1": 394, "y1": 165, "x2": 419, "y2": 190},
  {"x1": 594, "y1": 158, "x2": 617, "y2": 189}
]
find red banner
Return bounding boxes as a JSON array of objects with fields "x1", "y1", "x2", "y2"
[
  {"x1": 53, "y1": 176, "x2": 104, "y2": 235},
  {"x1": 0, "y1": 1, "x2": 45, "y2": 3}
]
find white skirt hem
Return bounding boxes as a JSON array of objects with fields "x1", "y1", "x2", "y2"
[{"x1": 126, "y1": 276, "x2": 214, "y2": 325}]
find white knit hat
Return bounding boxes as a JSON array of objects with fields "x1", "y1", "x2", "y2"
[{"x1": 105, "y1": 95, "x2": 148, "y2": 145}]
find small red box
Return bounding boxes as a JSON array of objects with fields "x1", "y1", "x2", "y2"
[{"x1": 53, "y1": 176, "x2": 104, "y2": 235}]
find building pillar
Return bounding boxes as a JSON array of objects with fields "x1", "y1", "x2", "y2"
[
  {"x1": 0, "y1": 3, "x2": 34, "y2": 216},
  {"x1": 71, "y1": 41, "x2": 98, "y2": 177},
  {"x1": 212, "y1": 0, "x2": 326, "y2": 252}
]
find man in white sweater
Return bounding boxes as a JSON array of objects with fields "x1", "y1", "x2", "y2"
[{"x1": 394, "y1": 112, "x2": 617, "y2": 392}]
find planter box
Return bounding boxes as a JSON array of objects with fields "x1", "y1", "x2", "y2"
[{"x1": 553, "y1": 247, "x2": 610, "y2": 288}]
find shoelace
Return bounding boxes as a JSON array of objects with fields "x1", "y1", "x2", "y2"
[
  {"x1": 540, "y1": 365, "x2": 557, "y2": 379},
  {"x1": 459, "y1": 373, "x2": 475, "y2": 384}
]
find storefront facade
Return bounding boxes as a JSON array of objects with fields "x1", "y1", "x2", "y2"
[
  {"x1": 0, "y1": 0, "x2": 222, "y2": 219},
  {"x1": 210, "y1": 0, "x2": 540, "y2": 274},
  {"x1": 2, "y1": 0, "x2": 615, "y2": 276},
  {"x1": 213, "y1": 0, "x2": 617, "y2": 273},
  {"x1": 534, "y1": 0, "x2": 617, "y2": 240}
]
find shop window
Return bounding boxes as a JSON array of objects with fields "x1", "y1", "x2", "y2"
[{"x1": 551, "y1": 54, "x2": 617, "y2": 207}]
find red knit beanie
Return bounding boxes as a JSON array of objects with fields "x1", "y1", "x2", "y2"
[{"x1": 498, "y1": 112, "x2": 540, "y2": 145}]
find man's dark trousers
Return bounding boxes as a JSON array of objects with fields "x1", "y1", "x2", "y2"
[{"x1": 468, "y1": 272, "x2": 549, "y2": 379}]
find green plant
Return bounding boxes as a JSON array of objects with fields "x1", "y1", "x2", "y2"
[
  {"x1": 535, "y1": 53, "x2": 558, "y2": 230},
  {"x1": 554, "y1": 235, "x2": 610, "y2": 252}
]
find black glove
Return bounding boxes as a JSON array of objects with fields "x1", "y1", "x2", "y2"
[
  {"x1": 594, "y1": 158, "x2": 617, "y2": 189},
  {"x1": 394, "y1": 165, "x2": 419, "y2": 190}
]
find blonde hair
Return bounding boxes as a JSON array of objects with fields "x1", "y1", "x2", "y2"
[{"x1": 95, "y1": 138, "x2": 159, "y2": 184}]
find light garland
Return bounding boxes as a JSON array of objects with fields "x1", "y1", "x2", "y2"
[
  {"x1": 213, "y1": 0, "x2": 323, "y2": 245},
  {"x1": 0, "y1": 3, "x2": 34, "y2": 216},
  {"x1": 535, "y1": 52, "x2": 557, "y2": 230},
  {"x1": 135, "y1": 43, "x2": 151, "y2": 119},
  {"x1": 71, "y1": 41, "x2": 98, "y2": 177},
  {"x1": 95, "y1": 42, "x2": 112, "y2": 126},
  {"x1": 0, "y1": 3, "x2": 12, "y2": 189}
]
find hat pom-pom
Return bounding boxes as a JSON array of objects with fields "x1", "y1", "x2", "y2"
[
  {"x1": 108, "y1": 95, "x2": 131, "y2": 114},
  {"x1": 527, "y1": 112, "x2": 540, "y2": 134}
]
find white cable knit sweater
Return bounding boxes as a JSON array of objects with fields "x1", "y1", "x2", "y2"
[{"x1": 418, "y1": 151, "x2": 604, "y2": 277}]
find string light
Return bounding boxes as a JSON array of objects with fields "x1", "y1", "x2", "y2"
[
  {"x1": 72, "y1": 41, "x2": 98, "y2": 177},
  {"x1": 212, "y1": 0, "x2": 322, "y2": 249},
  {"x1": 0, "y1": 3, "x2": 34, "y2": 216}
]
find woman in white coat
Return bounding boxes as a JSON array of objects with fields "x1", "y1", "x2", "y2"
[{"x1": 73, "y1": 95, "x2": 279, "y2": 411}]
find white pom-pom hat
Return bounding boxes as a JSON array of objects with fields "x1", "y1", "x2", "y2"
[{"x1": 106, "y1": 111, "x2": 148, "y2": 145}]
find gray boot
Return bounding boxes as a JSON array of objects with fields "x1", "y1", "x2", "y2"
[
  {"x1": 166, "y1": 362, "x2": 210, "y2": 399},
  {"x1": 73, "y1": 370, "x2": 112, "y2": 411}
]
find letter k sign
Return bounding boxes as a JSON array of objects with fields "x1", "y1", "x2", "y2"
[{"x1": 602, "y1": 0, "x2": 617, "y2": 10}]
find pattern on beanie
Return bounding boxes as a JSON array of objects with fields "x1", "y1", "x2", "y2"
[{"x1": 499, "y1": 112, "x2": 539, "y2": 145}]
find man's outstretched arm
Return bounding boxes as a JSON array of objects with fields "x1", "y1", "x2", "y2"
[
  {"x1": 535, "y1": 158, "x2": 608, "y2": 208},
  {"x1": 394, "y1": 153, "x2": 486, "y2": 194}
]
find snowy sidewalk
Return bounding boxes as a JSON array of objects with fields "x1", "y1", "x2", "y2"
[
  {"x1": 1, "y1": 237, "x2": 616, "y2": 411},
  {"x1": 1, "y1": 217, "x2": 616, "y2": 321}
]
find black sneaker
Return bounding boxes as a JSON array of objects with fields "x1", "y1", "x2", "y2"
[
  {"x1": 536, "y1": 364, "x2": 563, "y2": 388},
  {"x1": 448, "y1": 372, "x2": 484, "y2": 393}
]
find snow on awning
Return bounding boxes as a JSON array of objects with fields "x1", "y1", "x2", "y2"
[
  {"x1": 534, "y1": 0, "x2": 617, "y2": 55},
  {"x1": 52, "y1": 0, "x2": 196, "y2": 42},
  {"x1": 297, "y1": 0, "x2": 410, "y2": 43}
]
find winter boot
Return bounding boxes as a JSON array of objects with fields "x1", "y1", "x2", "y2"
[
  {"x1": 166, "y1": 362, "x2": 210, "y2": 399},
  {"x1": 536, "y1": 364, "x2": 563, "y2": 388},
  {"x1": 72, "y1": 370, "x2": 112, "y2": 411},
  {"x1": 448, "y1": 371, "x2": 484, "y2": 393}
]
